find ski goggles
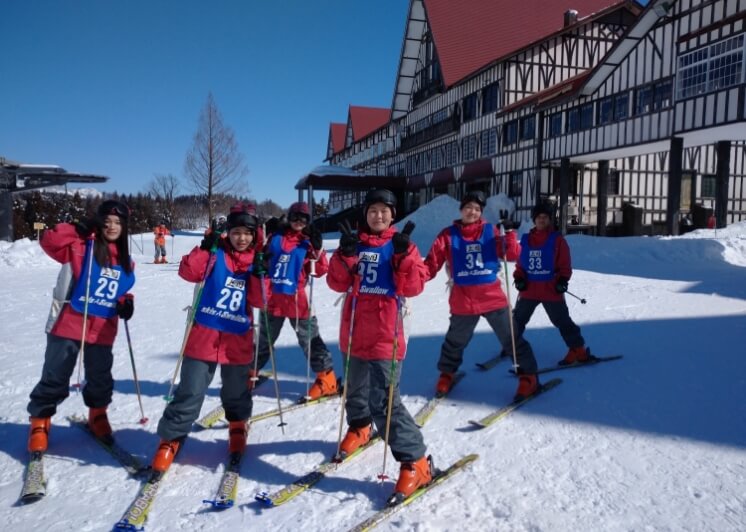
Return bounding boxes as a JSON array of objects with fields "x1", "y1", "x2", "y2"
[
  {"x1": 98, "y1": 200, "x2": 130, "y2": 220},
  {"x1": 288, "y1": 212, "x2": 310, "y2": 224}
]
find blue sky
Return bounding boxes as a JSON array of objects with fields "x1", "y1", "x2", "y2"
[{"x1": 1, "y1": 1, "x2": 408, "y2": 207}]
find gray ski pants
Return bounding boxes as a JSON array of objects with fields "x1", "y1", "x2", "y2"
[
  {"x1": 28, "y1": 334, "x2": 114, "y2": 418},
  {"x1": 344, "y1": 356, "x2": 426, "y2": 463},
  {"x1": 437, "y1": 308, "x2": 537, "y2": 374},
  {"x1": 512, "y1": 298, "x2": 585, "y2": 349},
  {"x1": 157, "y1": 356, "x2": 252, "y2": 441},
  {"x1": 256, "y1": 312, "x2": 333, "y2": 373}
]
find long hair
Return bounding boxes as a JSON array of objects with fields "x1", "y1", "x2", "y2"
[{"x1": 93, "y1": 216, "x2": 132, "y2": 274}]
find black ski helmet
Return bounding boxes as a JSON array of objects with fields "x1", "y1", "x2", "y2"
[
  {"x1": 363, "y1": 188, "x2": 397, "y2": 218},
  {"x1": 460, "y1": 190, "x2": 486, "y2": 210},
  {"x1": 97, "y1": 199, "x2": 130, "y2": 221},
  {"x1": 227, "y1": 203, "x2": 258, "y2": 231},
  {"x1": 531, "y1": 203, "x2": 553, "y2": 221}
]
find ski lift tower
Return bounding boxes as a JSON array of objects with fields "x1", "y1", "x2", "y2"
[{"x1": 0, "y1": 156, "x2": 108, "y2": 241}]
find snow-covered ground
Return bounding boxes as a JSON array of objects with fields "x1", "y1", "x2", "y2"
[{"x1": 1, "y1": 197, "x2": 745, "y2": 531}]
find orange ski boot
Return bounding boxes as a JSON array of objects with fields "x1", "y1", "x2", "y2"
[
  {"x1": 228, "y1": 421, "x2": 248, "y2": 454},
  {"x1": 307, "y1": 369, "x2": 338, "y2": 400},
  {"x1": 435, "y1": 372, "x2": 454, "y2": 396},
  {"x1": 88, "y1": 407, "x2": 113, "y2": 441},
  {"x1": 514, "y1": 374, "x2": 540, "y2": 401},
  {"x1": 152, "y1": 439, "x2": 181, "y2": 473},
  {"x1": 559, "y1": 346, "x2": 590, "y2": 366},
  {"x1": 391, "y1": 455, "x2": 434, "y2": 502},
  {"x1": 28, "y1": 417, "x2": 51, "y2": 453},
  {"x1": 338, "y1": 424, "x2": 372, "y2": 458}
]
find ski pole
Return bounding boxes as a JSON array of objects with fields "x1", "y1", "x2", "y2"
[
  {"x1": 500, "y1": 224, "x2": 519, "y2": 373},
  {"x1": 335, "y1": 279, "x2": 359, "y2": 460},
  {"x1": 123, "y1": 320, "x2": 148, "y2": 424},
  {"x1": 258, "y1": 225, "x2": 286, "y2": 433},
  {"x1": 566, "y1": 290, "x2": 587, "y2": 304},
  {"x1": 165, "y1": 247, "x2": 217, "y2": 402},
  {"x1": 74, "y1": 236, "x2": 96, "y2": 391},
  {"x1": 303, "y1": 253, "x2": 318, "y2": 401},
  {"x1": 378, "y1": 296, "x2": 403, "y2": 481}
]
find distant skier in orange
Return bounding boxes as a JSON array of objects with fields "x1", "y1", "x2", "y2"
[{"x1": 153, "y1": 223, "x2": 171, "y2": 264}]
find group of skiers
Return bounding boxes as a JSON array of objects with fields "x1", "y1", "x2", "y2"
[{"x1": 25, "y1": 188, "x2": 589, "y2": 502}]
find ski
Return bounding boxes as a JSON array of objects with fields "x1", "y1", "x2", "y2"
[
  {"x1": 195, "y1": 386, "x2": 338, "y2": 430},
  {"x1": 468, "y1": 378, "x2": 562, "y2": 429},
  {"x1": 255, "y1": 432, "x2": 382, "y2": 507},
  {"x1": 18, "y1": 452, "x2": 46, "y2": 504},
  {"x1": 254, "y1": 379, "x2": 459, "y2": 507},
  {"x1": 67, "y1": 415, "x2": 147, "y2": 476},
  {"x1": 114, "y1": 470, "x2": 165, "y2": 531},
  {"x1": 349, "y1": 454, "x2": 479, "y2": 532},
  {"x1": 414, "y1": 371, "x2": 465, "y2": 427},
  {"x1": 202, "y1": 451, "x2": 244, "y2": 509},
  {"x1": 508, "y1": 355, "x2": 623, "y2": 376},
  {"x1": 475, "y1": 352, "x2": 510, "y2": 371}
]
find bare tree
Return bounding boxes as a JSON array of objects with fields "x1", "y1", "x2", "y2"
[
  {"x1": 148, "y1": 173, "x2": 179, "y2": 226},
  {"x1": 184, "y1": 93, "x2": 249, "y2": 221}
]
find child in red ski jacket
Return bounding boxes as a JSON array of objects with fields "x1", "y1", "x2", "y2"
[
  {"x1": 153, "y1": 224, "x2": 170, "y2": 264},
  {"x1": 150, "y1": 204, "x2": 268, "y2": 473},
  {"x1": 326, "y1": 188, "x2": 433, "y2": 502},
  {"x1": 424, "y1": 190, "x2": 539, "y2": 401},
  {"x1": 255, "y1": 201, "x2": 337, "y2": 400},
  {"x1": 27, "y1": 200, "x2": 136, "y2": 453},
  {"x1": 513, "y1": 203, "x2": 590, "y2": 365}
]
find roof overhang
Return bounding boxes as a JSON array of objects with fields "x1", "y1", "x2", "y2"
[{"x1": 295, "y1": 165, "x2": 405, "y2": 191}]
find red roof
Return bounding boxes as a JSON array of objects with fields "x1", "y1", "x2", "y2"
[
  {"x1": 424, "y1": 0, "x2": 625, "y2": 87},
  {"x1": 348, "y1": 106, "x2": 390, "y2": 142},
  {"x1": 329, "y1": 122, "x2": 346, "y2": 155},
  {"x1": 500, "y1": 70, "x2": 592, "y2": 114}
]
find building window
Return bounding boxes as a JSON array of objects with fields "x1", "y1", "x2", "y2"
[
  {"x1": 549, "y1": 113, "x2": 563, "y2": 137},
  {"x1": 503, "y1": 120, "x2": 518, "y2": 145},
  {"x1": 677, "y1": 34, "x2": 745, "y2": 99},
  {"x1": 463, "y1": 93, "x2": 478, "y2": 122},
  {"x1": 520, "y1": 115, "x2": 535, "y2": 140},
  {"x1": 580, "y1": 103, "x2": 594, "y2": 129},
  {"x1": 482, "y1": 82, "x2": 499, "y2": 114},
  {"x1": 614, "y1": 92, "x2": 629, "y2": 120},
  {"x1": 598, "y1": 97, "x2": 613, "y2": 125},
  {"x1": 608, "y1": 168, "x2": 621, "y2": 195},
  {"x1": 653, "y1": 79, "x2": 673, "y2": 110},
  {"x1": 509, "y1": 171, "x2": 523, "y2": 197},
  {"x1": 480, "y1": 129, "x2": 497, "y2": 156},
  {"x1": 701, "y1": 174, "x2": 716, "y2": 197},
  {"x1": 634, "y1": 85, "x2": 653, "y2": 115},
  {"x1": 566, "y1": 108, "x2": 580, "y2": 133},
  {"x1": 462, "y1": 135, "x2": 477, "y2": 161}
]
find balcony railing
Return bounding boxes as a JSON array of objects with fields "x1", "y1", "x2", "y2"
[{"x1": 400, "y1": 118, "x2": 459, "y2": 151}]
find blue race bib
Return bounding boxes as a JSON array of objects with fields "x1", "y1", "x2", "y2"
[
  {"x1": 70, "y1": 241, "x2": 135, "y2": 318},
  {"x1": 519, "y1": 232, "x2": 558, "y2": 281},
  {"x1": 194, "y1": 249, "x2": 251, "y2": 334},
  {"x1": 450, "y1": 224, "x2": 499, "y2": 286},
  {"x1": 356, "y1": 241, "x2": 396, "y2": 297},
  {"x1": 268, "y1": 234, "x2": 309, "y2": 295}
]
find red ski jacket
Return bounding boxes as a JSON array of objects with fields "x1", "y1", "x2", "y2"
[
  {"x1": 41, "y1": 223, "x2": 134, "y2": 346},
  {"x1": 513, "y1": 228, "x2": 572, "y2": 302},
  {"x1": 265, "y1": 228, "x2": 329, "y2": 320},
  {"x1": 424, "y1": 219, "x2": 520, "y2": 315},
  {"x1": 179, "y1": 242, "x2": 268, "y2": 365},
  {"x1": 326, "y1": 226, "x2": 427, "y2": 361}
]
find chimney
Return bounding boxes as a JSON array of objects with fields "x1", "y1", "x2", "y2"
[{"x1": 564, "y1": 9, "x2": 579, "y2": 26}]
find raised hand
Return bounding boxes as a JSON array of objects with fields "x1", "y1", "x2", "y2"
[
  {"x1": 338, "y1": 219, "x2": 359, "y2": 257},
  {"x1": 392, "y1": 221, "x2": 415, "y2": 254}
]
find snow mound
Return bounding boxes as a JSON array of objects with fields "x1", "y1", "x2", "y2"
[{"x1": 0, "y1": 238, "x2": 54, "y2": 268}]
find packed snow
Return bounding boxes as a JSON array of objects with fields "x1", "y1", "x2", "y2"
[{"x1": 1, "y1": 197, "x2": 745, "y2": 531}]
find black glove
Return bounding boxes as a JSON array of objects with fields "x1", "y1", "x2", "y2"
[
  {"x1": 74, "y1": 217, "x2": 100, "y2": 238},
  {"x1": 338, "y1": 219, "x2": 359, "y2": 257},
  {"x1": 116, "y1": 295, "x2": 134, "y2": 321},
  {"x1": 500, "y1": 219, "x2": 517, "y2": 231},
  {"x1": 303, "y1": 225, "x2": 323, "y2": 251},
  {"x1": 265, "y1": 215, "x2": 287, "y2": 236},
  {"x1": 514, "y1": 277, "x2": 527, "y2": 291},
  {"x1": 392, "y1": 221, "x2": 415, "y2": 254},
  {"x1": 200, "y1": 231, "x2": 221, "y2": 251},
  {"x1": 555, "y1": 277, "x2": 569, "y2": 294},
  {"x1": 252, "y1": 250, "x2": 269, "y2": 277}
]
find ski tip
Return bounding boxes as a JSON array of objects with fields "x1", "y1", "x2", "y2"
[
  {"x1": 467, "y1": 420, "x2": 487, "y2": 430},
  {"x1": 203, "y1": 498, "x2": 234, "y2": 509},
  {"x1": 113, "y1": 521, "x2": 142, "y2": 531}
]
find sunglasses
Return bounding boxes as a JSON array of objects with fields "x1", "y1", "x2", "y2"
[{"x1": 288, "y1": 212, "x2": 309, "y2": 223}]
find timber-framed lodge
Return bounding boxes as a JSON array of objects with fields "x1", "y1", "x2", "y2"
[{"x1": 302, "y1": 0, "x2": 746, "y2": 236}]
